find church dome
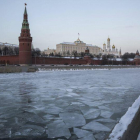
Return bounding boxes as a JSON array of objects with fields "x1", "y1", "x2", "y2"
[
  {"x1": 77, "y1": 38, "x2": 80, "y2": 42},
  {"x1": 103, "y1": 43, "x2": 106, "y2": 45},
  {"x1": 74, "y1": 38, "x2": 83, "y2": 43},
  {"x1": 107, "y1": 38, "x2": 110, "y2": 41},
  {"x1": 112, "y1": 45, "x2": 115, "y2": 48}
]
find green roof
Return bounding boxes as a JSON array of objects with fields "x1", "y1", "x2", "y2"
[{"x1": 24, "y1": 7, "x2": 27, "y2": 15}]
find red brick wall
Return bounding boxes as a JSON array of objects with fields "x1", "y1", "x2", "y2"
[
  {"x1": 0, "y1": 56, "x2": 19, "y2": 64},
  {"x1": 0, "y1": 55, "x2": 136, "y2": 65},
  {"x1": 32, "y1": 57, "x2": 103, "y2": 65},
  {"x1": 134, "y1": 59, "x2": 140, "y2": 65},
  {"x1": 32, "y1": 57, "x2": 87, "y2": 65}
]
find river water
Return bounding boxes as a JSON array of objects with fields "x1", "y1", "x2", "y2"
[{"x1": 0, "y1": 68, "x2": 140, "y2": 140}]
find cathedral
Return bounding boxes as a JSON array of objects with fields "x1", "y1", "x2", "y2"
[{"x1": 102, "y1": 37, "x2": 121, "y2": 57}]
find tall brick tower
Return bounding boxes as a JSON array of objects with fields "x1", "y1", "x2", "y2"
[{"x1": 19, "y1": 4, "x2": 32, "y2": 64}]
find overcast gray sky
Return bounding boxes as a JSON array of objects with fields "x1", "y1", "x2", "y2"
[{"x1": 0, "y1": 0, "x2": 140, "y2": 54}]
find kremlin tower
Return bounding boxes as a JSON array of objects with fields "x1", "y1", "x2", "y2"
[{"x1": 19, "y1": 4, "x2": 32, "y2": 64}]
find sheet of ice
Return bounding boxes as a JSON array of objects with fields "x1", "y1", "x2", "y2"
[
  {"x1": 84, "y1": 110, "x2": 100, "y2": 119},
  {"x1": 0, "y1": 69, "x2": 140, "y2": 139},
  {"x1": 78, "y1": 134, "x2": 96, "y2": 140},
  {"x1": 15, "y1": 124, "x2": 45, "y2": 136},
  {"x1": 82, "y1": 121, "x2": 111, "y2": 132},
  {"x1": 108, "y1": 95, "x2": 140, "y2": 140},
  {"x1": 59, "y1": 112, "x2": 86, "y2": 128},
  {"x1": 94, "y1": 132, "x2": 108, "y2": 140},
  {"x1": 100, "y1": 110, "x2": 114, "y2": 118},
  {"x1": 73, "y1": 128, "x2": 92, "y2": 138},
  {"x1": 47, "y1": 120, "x2": 71, "y2": 138},
  {"x1": 80, "y1": 107, "x2": 98, "y2": 116},
  {"x1": 45, "y1": 106, "x2": 63, "y2": 115},
  {"x1": 95, "y1": 118, "x2": 116, "y2": 123}
]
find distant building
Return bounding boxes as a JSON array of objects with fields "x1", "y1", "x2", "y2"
[
  {"x1": 56, "y1": 38, "x2": 102, "y2": 56},
  {"x1": 134, "y1": 50, "x2": 140, "y2": 65},
  {"x1": 102, "y1": 37, "x2": 120, "y2": 56},
  {"x1": 43, "y1": 48, "x2": 56, "y2": 55}
]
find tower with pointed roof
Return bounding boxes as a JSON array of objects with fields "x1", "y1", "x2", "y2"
[
  {"x1": 107, "y1": 37, "x2": 110, "y2": 51},
  {"x1": 19, "y1": 4, "x2": 32, "y2": 64}
]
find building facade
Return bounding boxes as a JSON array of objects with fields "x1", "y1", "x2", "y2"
[
  {"x1": 56, "y1": 38, "x2": 102, "y2": 56},
  {"x1": 102, "y1": 37, "x2": 120, "y2": 56},
  {"x1": 134, "y1": 50, "x2": 140, "y2": 65},
  {"x1": 43, "y1": 48, "x2": 56, "y2": 55}
]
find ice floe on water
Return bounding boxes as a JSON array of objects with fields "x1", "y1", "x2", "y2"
[
  {"x1": 74, "y1": 128, "x2": 92, "y2": 138},
  {"x1": 59, "y1": 112, "x2": 86, "y2": 128},
  {"x1": 82, "y1": 121, "x2": 111, "y2": 132},
  {"x1": 47, "y1": 120, "x2": 71, "y2": 138},
  {"x1": 0, "y1": 69, "x2": 140, "y2": 139}
]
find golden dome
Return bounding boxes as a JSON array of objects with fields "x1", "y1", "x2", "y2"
[
  {"x1": 112, "y1": 45, "x2": 115, "y2": 48},
  {"x1": 107, "y1": 38, "x2": 110, "y2": 41},
  {"x1": 103, "y1": 43, "x2": 106, "y2": 45},
  {"x1": 77, "y1": 38, "x2": 80, "y2": 41}
]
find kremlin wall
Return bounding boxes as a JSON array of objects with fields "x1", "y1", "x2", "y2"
[{"x1": 0, "y1": 5, "x2": 139, "y2": 66}]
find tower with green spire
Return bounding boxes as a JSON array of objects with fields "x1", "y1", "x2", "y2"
[{"x1": 19, "y1": 4, "x2": 32, "y2": 64}]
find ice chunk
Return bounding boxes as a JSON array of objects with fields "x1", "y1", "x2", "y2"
[
  {"x1": 94, "y1": 132, "x2": 108, "y2": 140},
  {"x1": 81, "y1": 101, "x2": 103, "y2": 107},
  {"x1": 46, "y1": 106, "x2": 63, "y2": 114},
  {"x1": 59, "y1": 112, "x2": 86, "y2": 128},
  {"x1": 95, "y1": 118, "x2": 116, "y2": 123},
  {"x1": 18, "y1": 124, "x2": 45, "y2": 136},
  {"x1": 98, "y1": 106, "x2": 111, "y2": 110},
  {"x1": 82, "y1": 121, "x2": 111, "y2": 132},
  {"x1": 100, "y1": 110, "x2": 114, "y2": 118},
  {"x1": 84, "y1": 110, "x2": 100, "y2": 119},
  {"x1": 74, "y1": 128, "x2": 92, "y2": 138},
  {"x1": 43, "y1": 114, "x2": 61, "y2": 121},
  {"x1": 78, "y1": 134, "x2": 96, "y2": 140},
  {"x1": 47, "y1": 120, "x2": 71, "y2": 138},
  {"x1": 26, "y1": 115, "x2": 45, "y2": 123},
  {"x1": 71, "y1": 102, "x2": 84, "y2": 106},
  {"x1": 81, "y1": 107, "x2": 98, "y2": 116}
]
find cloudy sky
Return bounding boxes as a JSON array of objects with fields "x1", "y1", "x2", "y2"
[{"x1": 0, "y1": 0, "x2": 140, "y2": 54}]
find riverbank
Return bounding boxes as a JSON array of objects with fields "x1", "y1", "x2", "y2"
[{"x1": 0, "y1": 65, "x2": 140, "y2": 73}]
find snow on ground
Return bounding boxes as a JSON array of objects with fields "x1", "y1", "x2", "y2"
[
  {"x1": 137, "y1": 133, "x2": 140, "y2": 140},
  {"x1": 0, "y1": 69, "x2": 140, "y2": 139},
  {"x1": 108, "y1": 95, "x2": 140, "y2": 140}
]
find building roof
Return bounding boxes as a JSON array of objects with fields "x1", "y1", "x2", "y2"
[
  {"x1": 134, "y1": 55, "x2": 140, "y2": 59},
  {"x1": 112, "y1": 45, "x2": 115, "y2": 48},
  {"x1": 107, "y1": 37, "x2": 110, "y2": 41},
  {"x1": 0, "y1": 42, "x2": 18, "y2": 47},
  {"x1": 60, "y1": 42, "x2": 76, "y2": 45}
]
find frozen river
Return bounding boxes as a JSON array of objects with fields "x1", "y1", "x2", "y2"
[{"x1": 0, "y1": 68, "x2": 140, "y2": 140}]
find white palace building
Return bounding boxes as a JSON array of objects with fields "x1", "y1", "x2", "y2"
[{"x1": 56, "y1": 38, "x2": 102, "y2": 56}]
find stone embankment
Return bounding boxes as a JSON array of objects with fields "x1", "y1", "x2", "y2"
[
  {"x1": 38, "y1": 65, "x2": 140, "y2": 71},
  {"x1": 0, "y1": 66, "x2": 37, "y2": 73},
  {"x1": 107, "y1": 96, "x2": 140, "y2": 140},
  {"x1": 0, "y1": 65, "x2": 140, "y2": 73}
]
